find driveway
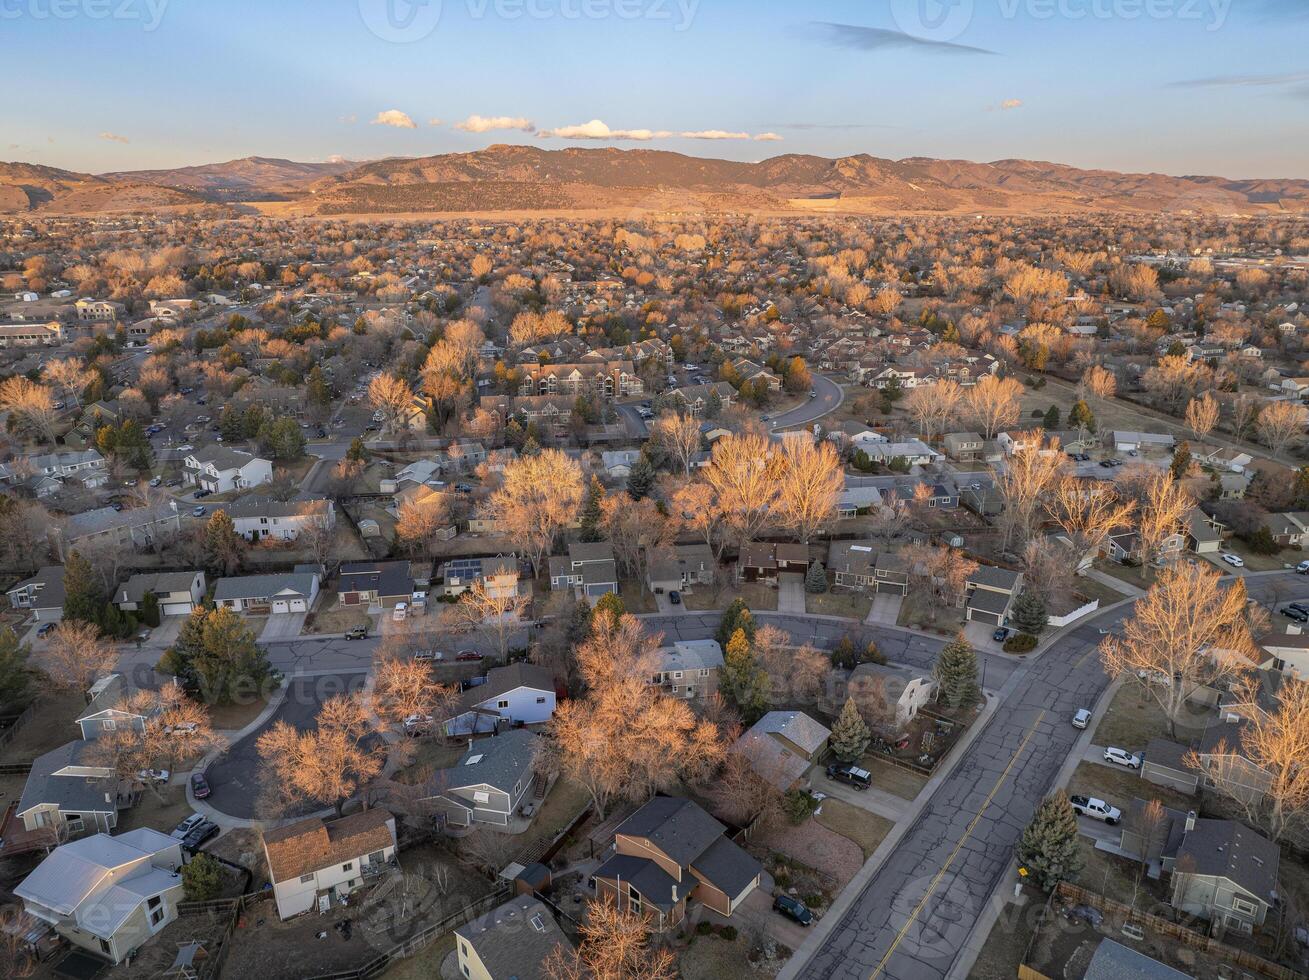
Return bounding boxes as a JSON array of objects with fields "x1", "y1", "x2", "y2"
[
  {"x1": 963, "y1": 620, "x2": 1001, "y2": 651},
  {"x1": 708, "y1": 886, "x2": 813, "y2": 952},
  {"x1": 778, "y1": 573, "x2": 806, "y2": 614},
  {"x1": 812, "y1": 774, "x2": 908, "y2": 822},
  {"x1": 260, "y1": 613, "x2": 308, "y2": 642},
  {"x1": 864, "y1": 593, "x2": 903, "y2": 625}
]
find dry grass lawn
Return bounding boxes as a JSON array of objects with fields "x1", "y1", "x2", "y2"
[
  {"x1": 208, "y1": 691, "x2": 273, "y2": 732},
  {"x1": 305, "y1": 601, "x2": 373, "y2": 635},
  {"x1": 684, "y1": 580, "x2": 777, "y2": 612},
  {"x1": 806, "y1": 589, "x2": 872, "y2": 621},
  {"x1": 858, "y1": 755, "x2": 930, "y2": 801},
  {"x1": 1066, "y1": 761, "x2": 1194, "y2": 815},
  {"x1": 814, "y1": 798, "x2": 893, "y2": 859},
  {"x1": 380, "y1": 933, "x2": 456, "y2": 980},
  {"x1": 968, "y1": 901, "x2": 1041, "y2": 980},
  {"x1": 1091, "y1": 686, "x2": 1173, "y2": 753},
  {"x1": 0, "y1": 691, "x2": 85, "y2": 763}
]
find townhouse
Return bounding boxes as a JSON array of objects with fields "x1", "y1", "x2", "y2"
[{"x1": 183, "y1": 447, "x2": 273, "y2": 494}]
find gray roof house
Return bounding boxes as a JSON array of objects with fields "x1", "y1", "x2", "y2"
[
  {"x1": 54, "y1": 502, "x2": 182, "y2": 559},
  {"x1": 16, "y1": 740, "x2": 141, "y2": 840},
  {"x1": 213, "y1": 570, "x2": 320, "y2": 615},
  {"x1": 734, "y1": 710, "x2": 832, "y2": 792},
  {"x1": 1082, "y1": 940, "x2": 1193, "y2": 980},
  {"x1": 423, "y1": 729, "x2": 541, "y2": 829},
  {"x1": 224, "y1": 495, "x2": 336, "y2": 542},
  {"x1": 441, "y1": 663, "x2": 557, "y2": 736},
  {"x1": 548, "y1": 542, "x2": 619, "y2": 603},
  {"x1": 5, "y1": 565, "x2": 66, "y2": 622},
  {"x1": 114, "y1": 571, "x2": 205, "y2": 616},
  {"x1": 1171, "y1": 816, "x2": 1280, "y2": 934},
  {"x1": 651, "y1": 639, "x2": 724, "y2": 700},
  {"x1": 646, "y1": 542, "x2": 716, "y2": 594},
  {"x1": 454, "y1": 896, "x2": 570, "y2": 980},
  {"x1": 964, "y1": 565, "x2": 1024, "y2": 627}
]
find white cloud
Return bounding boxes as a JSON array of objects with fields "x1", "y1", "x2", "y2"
[
  {"x1": 339, "y1": 114, "x2": 358, "y2": 125},
  {"x1": 679, "y1": 130, "x2": 751, "y2": 140},
  {"x1": 99, "y1": 132, "x2": 130, "y2": 144},
  {"x1": 371, "y1": 109, "x2": 417, "y2": 129},
  {"x1": 454, "y1": 114, "x2": 536, "y2": 133},
  {"x1": 538, "y1": 119, "x2": 772, "y2": 142},
  {"x1": 754, "y1": 132, "x2": 784, "y2": 141},
  {"x1": 427, "y1": 118, "x2": 444, "y2": 127},
  {"x1": 1000, "y1": 98, "x2": 1023, "y2": 110}
]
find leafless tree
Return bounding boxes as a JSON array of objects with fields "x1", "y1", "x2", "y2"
[
  {"x1": 649, "y1": 412, "x2": 701, "y2": 476},
  {"x1": 38, "y1": 621, "x2": 117, "y2": 693},
  {"x1": 485, "y1": 449, "x2": 584, "y2": 574},
  {"x1": 700, "y1": 432, "x2": 783, "y2": 551},
  {"x1": 1184, "y1": 393, "x2": 1219, "y2": 441},
  {"x1": 965, "y1": 374, "x2": 1023, "y2": 440},
  {"x1": 1256, "y1": 400, "x2": 1309, "y2": 456},
  {"x1": 774, "y1": 437, "x2": 843, "y2": 543}
]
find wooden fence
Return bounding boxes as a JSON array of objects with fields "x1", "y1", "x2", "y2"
[
  {"x1": 0, "y1": 698, "x2": 42, "y2": 754},
  {"x1": 175, "y1": 890, "x2": 274, "y2": 980},
  {"x1": 303, "y1": 883, "x2": 512, "y2": 980},
  {"x1": 1055, "y1": 882, "x2": 1301, "y2": 980}
]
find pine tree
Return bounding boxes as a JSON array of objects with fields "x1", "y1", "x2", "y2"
[
  {"x1": 626, "y1": 454, "x2": 656, "y2": 500},
  {"x1": 141, "y1": 591, "x2": 161, "y2": 628},
  {"x1": 306, "y1": 366, "x2": 332, "y2": 417},
  {"x1": 935, "y1": 633, "x2": 980, "y2": 708},
  {"x1": 62, "y1": 549, "x2": 103, "y2": 625},
  {"x1": 1170, "y1": 440, "x2": 1192, "y2": 481},
  {"x1": 1043, "y1": 405, "x2": 1061, "y2": 430},
  {"x1": 829, "y1": 697, "x2": 871, "y2": 762},
  {"x1": 1068, "y1": 399, "x2": 1096, "y2": 433},
  {"x1": 719, "y1": 628, "x2": 770, "y2": 721},
  {"x1": 182, "y1": 852, "x2": 225, "y2": 901},
  {"x1": 203, "y1": 510, "x2": 246, "y2": 578},
  {"x1": 579, "y1": 476, "x2": 605, "y2": 543},
  {"x1": 717, "y1": 598, "x2": 755, "y2": 647},
  {"x1": 1011, "y1": 590, "x2": 1048, "y2": 635},
  {"x1": 1018, "y1": 792, "x2": 1084, "y2": 891},
  {"x1": 346, "y1": 436, "x2": 368, "y2": 462},
  {"x1": 158, "y1": 606, "x2": 275, "y2": 705},
  {"x1": 804, "y1": 561, "x2": 828, "y2": 594},
  {"x1": 591, "y1": 592, "x2": 625, "y2": 627},
  {"x1": 0, "y1": 626, "x2": 32, "y2": 709}
]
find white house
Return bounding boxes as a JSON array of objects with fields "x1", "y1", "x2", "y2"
[
  {"x1": 213, "y1": 569, "x2": 320, "y2": 615},
  {"x1": 442, "y1": 663, "x2": 556, "y2": 736},
  {"x1": 14, "y1": 829, "x2": 184, "y2": 963},
  {"x1": 455, "y1": 897, "x2": 570, "y2": 980},
  {"x1": 114, "y1": 571, "x2": 205, "y2": 617},
  {"x1": 262, "y1": 809, "x2": 398, "y2": 920},
  {"x1": 183, "y1": 447, "x2": 273, "y2": 494},
  {"x1": 849, "y1": 663, "x2": 938, "y2": 727},
  {"x1": 423, "y1": 730, "x2": 540, "y2": 828},
  {"x1": 0, "y1": 450, "x2": 107, "y2": 491},
  {"x1": 225, "y1": 495, "x2": 336, "y2": 542}
]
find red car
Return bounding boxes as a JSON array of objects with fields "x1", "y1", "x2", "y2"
[
  {"x1": 190, "y1": 772, "x2": 211, "y2": 799},
  {"x1": 455, "y1": 650, "x2": 483, "y2": 662}
]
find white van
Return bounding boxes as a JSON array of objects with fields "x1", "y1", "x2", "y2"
[{"x1": 393, "y1": 602, "x2": 408, "y2": 622}]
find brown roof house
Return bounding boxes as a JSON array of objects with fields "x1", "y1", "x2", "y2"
[
  {"x1": 593, "y1": 797, "x2": 761, "y2": 930},
  {"x1": 733, "y1": 710, "x2": 831, "y2": 791},
  {"x1": 737, "y1": 542, "x2": 809, "y2": 581},
  {"x1": 263, "y1": 809, "x2": 398, "y2": 919}
]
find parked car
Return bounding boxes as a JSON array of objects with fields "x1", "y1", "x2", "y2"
[
  {"x1": 190, "y1": 773, "x2": 211, "y2": 799},
  {"x1": 668, "y1": 590, "x2": 681, "y2": 605},
  {"x1": 403, "y1": 714, "x2": 433, "y2": 736},
  {"x1": 825, "y1": 762, "x2": 872, "y2": 789},
  {"x1": 773, "y1": 894, "x2": 813, "y2": 926},
  {"x1": 1297, "y1": 560, "x2": 1309, "y2": 575},
  {"x1": 170, "y1": 813, "x2": 207, "y2": 840},
  {"x1": 992, "y1": 626, "x2": 1010, "y2": 642},
  {"x1": 36, "y1": 622, "x2": 56, "y2": 638},
  {"x1": 1220, "y1": 552, "x2": 1245, "y2": 568},
  {"x1": 455, "y1": 650, "x2": 484, "y2": 662},
  {"x1": 393, "y1": 602, "x2": 408, "y2": 621},
  {"x1": 1281, "y1": 606, "x2": 1309, "y2": 623},
  {"x1": 192, "y1": 506, "x2": 207, "y2": 517},
  {"x1": 1072, "y1": 708, "x2": 1091, "y2": 729},
  {"x1": 344, "y1": 625, "x2": 368, "y2": 640},
  {"x1": 1289, "y1": 602, "x2": 1309, "y2": 616},
  {"x1": 193, "y1": 489, "x2": 211, "y2": 499},
  {"x1": 413, "y1": 650, "x2": 444, "y2": 662},
  {"x1": 181, "y1": 820, "x2": 220, "y2": 851},
  {"x1": 1070, "y1": 795, "x2": 1122, "y2": 824},
  {"x1": 137, "y1": 768, "x2": 170, "y2": 785},
  {"x1": 149, "y1": 476, "x2": 162, "y2": 487},
  {"x1": 1103, "y1": 747, "x2": 1142, "y2": 769}
]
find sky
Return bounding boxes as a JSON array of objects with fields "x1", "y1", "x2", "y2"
[{"x1": 3, "y1": 0, "x2": 1307, "y2": 178}]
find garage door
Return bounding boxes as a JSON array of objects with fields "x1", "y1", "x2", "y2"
[
  {"x1": 162, "y1": 603, "x2": 192, "y2": 616},
  {"x1": 290, "y1": 599, "x2": 307, "y2": 612},
  {"x1": 968, "y1": 609, "x2": 1001, "y2": 626},
  {"x1": 342, "y1": 592, "x2": 359, "y2": 605},
  {"x1": 271, "y1": 599, "x2": 290, "y2": 614}
]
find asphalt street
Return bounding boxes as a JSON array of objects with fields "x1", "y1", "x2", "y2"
[{"x1": 771, "y1": 373, "x2": 844, "y2": 431}]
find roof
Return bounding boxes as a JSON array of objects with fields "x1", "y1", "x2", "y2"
[
  {"x1": 967, "y1": 588, "x2": 1013, "y2": 615},
  {"x1": 263, "y1": 808, "x2": 396, "y2": 884},
  {"x1": 691, "y1": 835, "x2": 762, "y2": 900},
  {"x1": 213, "y1": 571, "x2": 318, "y2": 602},
  {"x1": 454, "y1": 663, "x2": 555, "y2": 715},
  {"x1": 339, "y1": 560, "x2": 413, "y2": 598},
  {"x1": 732, "y1": 730, "x2": 809, "y2": 791},
  {"x1": 567, "y1": 541, "x2": 614, "y2": 563},
  {"x1": 968, "y1": 565, "x2": 1022, "y2": 592},
  {"x1": 752, "y1": 711, "x2": 831, "y2": 755},
  {"x1": 1083, "y1": 939, "x2": 1194, "y2": 980},
  {"x1": 437, "y1": 729, "x2": 540, "y2": 796},
  {"x1": 1176, "y1": 818, "x2": 1279, "y2": 900},
  {"x1": 655, "y1": 639, "x2": 724, "y2": 674},
  {"x1": 224, "y1": 495, "x2": 333, "y2": 521},
  {"x1": 18, "y1": 740, "x2": 117, "y2": 818},
  {"x1": 187, "y1": 446, "x2": 267, "y2": 471},
  {"x1": 593, "y1": 852, "x2": 682, "y2": 911},
  {"x1": 454, "y1": 896, "x2": 569, "y2": 980},
  {"x1": 1142, "y1": 738, "x2": 1198, "y2": 775},
  {"x1": 62, "y1": 502, "x2": 178, "y2": 540},
  {"x1": 614, "y1": 797, "x2": 726, "y2": 868},
  {"x1": 5, "y1": 565, "x2": 65, "y2": 608},
  {"x1": 117, "y1": 571, "x2": 199, "y2": 604}
]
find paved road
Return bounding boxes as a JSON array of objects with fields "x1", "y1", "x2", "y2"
[
  {"x1": 615, "y1": 402, "x2": 650, "y2": 439},
  {"x1": 786, "y1": 570, "x2": 1309, "y2": 980},
  {"x1": 770, "y1": 374, "x2": 844, "y2": 432}
]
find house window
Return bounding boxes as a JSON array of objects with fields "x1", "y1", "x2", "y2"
[
  {"x1": 103, "y1": 720, "x2": 116, "y2": 732},
  {"x1": 300, "y1": 874, "x2": 315, "y2": 883},
  {"x1": 673, "y1": 671, "x2": 683, "y2": 679},
  {"x1": 473, "y1": 791, "x2": 491, "y2": 804},
  {"x1": 369, "y1": 850, "x2": 385, "y2": 864},
  {"x1": 342, "y1": 863, "x2": 353, "y2": 872},
  {"x1": 1232, "y1": 896, "x2": 1258, "y2": 916},
  {"x1": 628, "y1": 887, "x2": 642, "y2": 914},
  {"x1": 536, "y1": 696, "x2": 546, "y2": 704},
  {"x1": 497, "y1": 699, "x2": 510, "y2": 709}
]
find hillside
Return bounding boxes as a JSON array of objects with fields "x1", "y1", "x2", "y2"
[
  {"x1": 102, "y1": 156, "x2": 358, "y2": 201},
  {"x1": 0, "y1": 161, "x2": 209, "y2": 213}
]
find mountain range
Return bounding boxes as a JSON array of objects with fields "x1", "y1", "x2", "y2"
[{"x1": 2, "y1": 147, "x2": 1307, "y2": 216}]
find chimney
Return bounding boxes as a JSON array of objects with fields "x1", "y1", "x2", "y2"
[{"x1": 1185, "y1": 810, "x2": 1196, "y2": 833}]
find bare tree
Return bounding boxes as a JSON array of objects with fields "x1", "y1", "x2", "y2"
[
  {"x1": 669, "y1": 478, "x2": 725, "y2": 557},
  {"x1": 700, "y1": 432, "x2": 783, "y2": 550},
  {"x1": 649, "y1": 412, "x2": 701, "y2": 476},
  {"x1": 368, "y1": 372, "x2": 417, "y2": 435},
  {"x1": 38, "y1": 621, "x2": 117, "y2": 693},
  {"x1": 1101, "y1": 563, "x2": 1257, "y2": 737},
  {"x1": 1079, "y1": 364, "x2": 1117, "y2": 404},
  {"x1": 257, "y1": 694, "x2": 385, "y2": 816},
  {"x1": 902, "y1": 542, "x2": 978, "y2": 622},
  {"x1": 543, "y1": 896, "x2": 676, "y2": 980},
  {"x1": 904, "y1": 379, "x2": 963, "y2": 438},
  {"x1": 439, "y1": 581, "x2": 530, "y2": 661},
  {"x1": 1048, "y1": 477, "x2": 1136, "y2": 569},
  {"x1": 1256, "y1": 400, "x2": 1309, "y2": 456},
  {"x1": 774, "y1": 437, "x2": 843, "y2": 544},
  {"x1": 965, "y1": 374, "x2": 1023, "y2": 440},
  {"x1": 485, "y1": 449, "x2": 584, "y2": 574},
  {"x1": 42, "y1": 357, "x2": 94, "y2": 408},
  {"x1": 601, "y1": 495, "x2": 671, "y2": 592},
  {"x1": 394, "y1": 496, "x2": 452, "y2": 560},
  {"x1": 1184, "y1": 394, "x2": 1219, "y2": 441},
  {"x1": 994, "y1": 433, "x2": 1067, "y2": 551},
  {"x1": 0, "y1": 377, "x2": 59, "y2": 443}
]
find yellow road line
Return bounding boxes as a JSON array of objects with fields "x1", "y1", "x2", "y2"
[{"x1": 869, "y1": 708, "x2": 1049, "y2": 980}]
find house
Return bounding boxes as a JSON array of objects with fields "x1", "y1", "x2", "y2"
[
  {"x1": 737, "y1": 542, "x2": 809, "y2": 581},
  {"x1": 827, "y1": 541, "x2": 909, "y2": 595},
  {"x1": 423, "y1": 729, "x2": 541, "y2": 828},
  {"x1": 592, "y1": 797, "x2": 762, "y2": 930},
  {"x1": 1170, "y1": 814, "x2": 1279, "y2": 934},
  {"x1": 943, "y1": 432, "x2": 985, "y2": 462},
  {"x1": 848, "y1": 663, "x2": 938, "y2": 727},
  {"x1": 519, "y1": 361, "x2": 642, "y2": 399},
  {"x1": 438, "y1": 555, "x2": 520, "y2": 599},
  {"x1": 225, "y1": 496, "x2": 336, "y2": 542},
  {"x1": 213, "y1": 569, "x2": 320, "y2": 615},
  {"x1": 734, "y1": 711, "x2": 831, "y2": 791},
  {"x1": 0, "y1": 450, "x2": 107, "y2": 492},
  {"x1": 1261, "y1": 512, "x2": 1309, "y2": 548},
  {"x1": 53, "y1": 503, "x2": 182, "y2": 559},
  {"x1": 183, "y1": 447, "x2": 273, "y2": 494},
  {"x1": 16, "y1": 740, "x2": 141, "y2": 840},
  {"x1": 114, "y1": 571, "x2": 205, "y2": 617},
  {"x1": 5, "y1": 565, "x2": 66, "y2": 622},
  {"x1": 669, "y1": 381, "x2": 734, "y2": 417},
  {"x1": 1280, "y1": 377, "x2": 1309, "y2": 399},
  {"x1": 1081, "y1": 940, "x2": 1192, "y2": 980},
  {"x1": 601, "y1": 450, "x2": 642, "y2": 479},
  {"x1": 1195, "y1": 706, "x2": 1274, "y2": 804},
  {"x1": 0, "y1": 320, "x2": 62, "y2": 347},
  {"x1": 858, "y1": 439, "x2": 940, "y2": 467},
  {"x1": 961, "y1": 486, "x2": 1004, "y2": 519},
  {"x1": 964, "y1": 565, "x2": 1024, "y2": 626},
  {"x1": 338, "y1": 560, "x2": 414, "y2": 609},
  {"x1": 1183, "y1": 508, "x2": 1222, "y2": 555},
  {"x1": 1258, "y1": 630, "x2": 1309, "y2": 680},
  {"x1": 14, "y1": 829, "x2": 184, "y2": 963},
  {"x1": 442, "y1": 663, "x2": 556, "y2": 736},
  {"x1": 651, "y1": 639, "x2": 723, "y2": 700},
  {"x1": 1106, "y1": 526, "x2": 1186, "y2": 567},
  {"x1": 454, "y1": 896, "x2": 570, "y2": 980},
  {"x1": 263, "y1": 809, "x2": 398, "y2": 920},
  {"x1": 1140, "y1": 737, "x2": 1200, "y2": 795},
  {"x1": 547, "y1": 542, "x2": 619, "y2": 602},
  {"x1": 1111, "y1": 430, "x2": 1176, "y2": 453},
  {"x1": 74, "y1": 674, "x2": 154, "y2": 741},
  {"x1": 836, "y1": 485, "x2": 882, "y2": 517},
  {"x1": 74, "y1": 299, "x2": 122, "y2": 321},
  {"x1": 645, "y1": 543, "x2": 716, "y2": 595}
]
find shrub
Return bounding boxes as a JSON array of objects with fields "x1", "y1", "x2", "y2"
[
  {"x1": 782, "y1": 789, "x2": 819, "y2": 824},
  {"x1": 1003, "y1": 633, "x2": 1039, "y2": 653},
  {"x1": 695, "y1": 922, "x2": 713, "y2": 936},
  {"x1": 803, "y1": 893, "x2": 826, "y2": 909},
  {"x1": 720, "y1": 926, "x2": 738, "y2": 941}
]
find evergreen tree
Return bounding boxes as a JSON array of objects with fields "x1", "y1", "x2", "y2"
[
  {"x1": 346, "y1": 436, "x2": 368, "y2": 462},
  {"x1": 1294, "y1": 466, "x2": 1309, "y2": 509},
  {"x1": 719, "y1": 628, "x2": 770, "y2": 721},
  {"x1": 1170, "y1": 440, "x2": 1192, "y2": 481},
  {"x1": 1017, "y1": 792, "x2": 1084, "y2": 891},
  {"x1": 62, "y1": 549, "x2": 103, "y2": 625},
  {"x1": 804, "y1": 561, "x2": 828, "y2": 594},
  {"x1": 934, "y1": 633, "x2": 980, "y2": 708},
  {"x1": 829, "y1": 697, "x2": 871, "y2": 762},
  {"x1": 1068, "y1": 399, "x2": 1096, "y2": 433},
  {"x1": 704, "y1": 388, "x2": 723, "y2": 419},
  {"x1": 591, "y1": 592, "x2": 625, "y2": 627},
  {"x1": 1011, "y1": 590, "x2": 1049, "y2": 635},
  {"x1": 579, "y1": 476, "x2": 605, "y2": 542},
  {"x1": 141, "y1": 591, "x2": 161, "y2": 628},
  {"x1": 626, "y1": 454, "x2": 656, "y2": 500},
  {"x1": 1043, "y1": 405, "x2": 1061, "y2": 430},
  {"x1": 566, "y1": 599, "x2": 593, "y2": 645},
  {"x1": 202, "y1": 510, "x2": 246, "y2": 578},
  {"x1": 182, "y1": 852, "x2": 224, "y2": 901},
  {"x1": 306, "y1": 366, "x2": 332, "y2": 417},
  {"x1": 717, "y1": 598, "x2": 755, "y2": 647},
  {"x1": 219, "y1": 405, "x2": 244, "y2": 443},
  {"x1": 157, "y1": 606, "x2": 275, "y2": 704},
  {"x1": 258, "y1": 417, "x2": 306, "y2": 459},
  {"x1": 0, "y1": 626, "x2": 32, "y2": 709}
]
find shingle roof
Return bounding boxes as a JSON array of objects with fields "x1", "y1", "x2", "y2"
[
  {"x1": 453, "y1": 663, "x2": 555, "y2": 715},
  {"x1": 213, "y1": 571, "x2": 317, "y2": 602},
  {"x1": 1083, "y1": 939, "x2": 1193, "y2": 980},
  {"x1": 18, "y1": 740, "x2": 117, "y2": 818},
  {"x1": 454, "y1": 896, "x2": 569, "y2": 979},
  {"x1": 263, "y1": 809, "x2": 395, "y2": 884},
  {"x1": 338, "y1": 560, "x2": 413, "y2": 599},
  {"x1": 1176, "y1": 818, "x2": 1279, "y2": 900},
  {"x1": 691, "y1": 835, "x2": 762, "y2": 900},
  {"x1": 438, "y1": 729, "x2": 540, "y2": 796},
  {"x1": 614, "y1": 797, "x2": 726, "y2": 868},
  {"x1": 593, "y1": 853, "x2": 682, "y2": 911},
  {"x1": 753, "y1": 711, "x2": 831, "y2": 756}
]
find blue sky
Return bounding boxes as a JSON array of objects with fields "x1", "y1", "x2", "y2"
[{"x1": 4, "y1": 0, "x2": 1307, "y2": 177}]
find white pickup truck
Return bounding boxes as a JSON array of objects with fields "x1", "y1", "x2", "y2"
[{"x1": 1070, "y1": 794, "x2": 1122, "y2": 825}]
